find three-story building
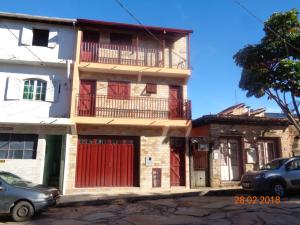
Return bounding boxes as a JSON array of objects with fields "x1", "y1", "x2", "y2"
[
  {"x1": 0, "y1": 12, "x2": 76, "y2": 191},
  {"x1": 65, "y1": 19, "x2": 193, "y2": 194}
]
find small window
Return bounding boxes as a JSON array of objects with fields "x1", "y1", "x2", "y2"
[
  {"x1": 110, "y1": 33, "x2": 132, "y2": 45},
  {"x1": 0, "y1": 134, "x2": 38, "y2": 159},
  {"x1": 32, "y1": 29, "x2": 49, "y2": 47},
  {"x1": 23, "y1": 79, "x2": 47, "y2": 101},
  {"x1": 146, "y1": 83, "x2": 157, "y2": 94}
]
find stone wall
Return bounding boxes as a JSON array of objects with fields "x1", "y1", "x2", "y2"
[
  {"x1": 208, "y1": 123, "x2": 296, "y2": 187},
  {"x1": 63, "y1": 125, "x2": 189, "y2": 194}
]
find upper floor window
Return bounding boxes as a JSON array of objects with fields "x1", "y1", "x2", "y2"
[
  {"x1": 107, "y1": 81, "x2": 130, "y2": 99},
  {"x1": 23, "y1": 79, "x2": 47, "y2": 101},
  {"x1": 0, "y1": 134, "x2": 38, "y2": 159},
  {"x1": 21, "y1": 27, "x2": 58, "y2": 48},
  {"x1": 32, "y1": 29, "x2": 49, "y2": 47},
  {"x1": 110, "y1": 33, "x2": 132, "y2": 45}
]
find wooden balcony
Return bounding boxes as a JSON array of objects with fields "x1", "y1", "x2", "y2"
[
  {"x1": 75, "y1": 94, "x2": 191, "y2": 121},
  {"x1": 80, "y1": 42, "x2": 165, "y2": 67}
]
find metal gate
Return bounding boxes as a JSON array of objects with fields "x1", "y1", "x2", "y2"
[{"x1": 75, "y1": 136, "x2": 139, "y2": 187}]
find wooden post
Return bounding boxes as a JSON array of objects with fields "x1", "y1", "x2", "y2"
[
  {"x1": 136, "y1": 33, "x2": 139, "y2": 66},
  {"x1": 162, "y1": 36, "x2": 165, "y2": 67},
  {"x1": 188, "y1": 33, "x2": 191, "y2": 69}
]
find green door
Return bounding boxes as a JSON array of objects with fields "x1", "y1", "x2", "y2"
[{"x1": 43, "y1": 135, "x2": 63, "y2": 188}]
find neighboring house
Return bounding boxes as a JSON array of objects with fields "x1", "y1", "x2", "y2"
[
  {"x1": 0, "y1": 12, "x2": 76, "y2": 191},
  {"x1": 190, "y1": 103, "x2": 298, "y2": 188},
  {"x1": 65, "y1": 19, "x2": 193, "y2": 194}
]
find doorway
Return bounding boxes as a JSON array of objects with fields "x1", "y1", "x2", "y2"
[
  {"x1": 43, "y1": 135, "x2": 63, "y2": 188},
  {"x1": 170, "y1": 137, "x2": 186, "y2": 186},
  {"x1": 169, "y1": 85, "x2": 183, "y2": 119},
  {"x1": 220, "y1": 139, "x2": 240, "y2": 181}
]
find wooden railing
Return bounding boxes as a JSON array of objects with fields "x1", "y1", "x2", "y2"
[
  {"x1": 80, "y1": 42, "x2": 164, "y2": 67},
  {"x1": 76, "y1": 94, "x2": 191, "y2": 120}
]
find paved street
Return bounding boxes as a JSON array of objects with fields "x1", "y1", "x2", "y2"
[{"x1": 1, "y1": 195, "x2": 300, "y2": 225}]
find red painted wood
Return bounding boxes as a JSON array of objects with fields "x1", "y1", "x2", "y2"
[
  {"x1": 78, "y1": 80, "x2": 96, "y2": 116},
  {"x1": 75, "y1": 136, "x2": 139, "y2": 187},
  {"x1": 170, "y1": 137, "x2": 186, "y2": 186},
  {"x1": 169, "y1": 86, "x2": 183, "y2": 119}
]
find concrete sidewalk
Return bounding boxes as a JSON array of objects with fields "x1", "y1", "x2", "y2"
[{"x1": 57, "y1": 186, "x2": 242, "y2": 207}]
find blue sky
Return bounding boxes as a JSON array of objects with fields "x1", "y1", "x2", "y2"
[{"x1": 1, "y1": 0, "x2": 299, "y2": 118}]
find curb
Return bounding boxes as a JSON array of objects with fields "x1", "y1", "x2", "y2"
[{"x1": 56, "y1": 191, "x2": 203, "y2": 208}]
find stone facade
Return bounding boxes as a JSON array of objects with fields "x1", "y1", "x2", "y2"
[
  {"x1": 63, "y1": 126, "x2": 189, "y2": 194},
  {"x1": 191, "y1": 121, "x2": 299, "y2": 188}
]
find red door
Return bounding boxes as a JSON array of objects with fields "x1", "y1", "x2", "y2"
[
  {"x1": 76, "y1": 136, "x2": 139, "y2": 187},
  {"x1": 170, "y1": 137, "x2": 186, "y2": 186},
  {"x1": 78, "y1": 80, "x2": 96, "y2": 116},
  {"x1": 169, "y1": 86, "x2": 183, "y2": 119}
]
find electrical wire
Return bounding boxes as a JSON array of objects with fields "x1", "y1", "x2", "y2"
[
  {"x1": 232, "y1": 0, "x2": 300, "y2": 53},
  {"x1": 113, "y1": 0, "x2": 190, "y2": 66}
]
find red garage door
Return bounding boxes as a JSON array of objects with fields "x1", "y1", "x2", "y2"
[{"x1": 76, "y1": 136, "x2": 139, "y2": 187}]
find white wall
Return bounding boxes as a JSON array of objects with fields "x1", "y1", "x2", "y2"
[
  {"x1": 0, "y1": 19, "x2": 75, "y2": 63},
  {"x1": 0, "y1": 63, "x2": 71, "y2": 119}
]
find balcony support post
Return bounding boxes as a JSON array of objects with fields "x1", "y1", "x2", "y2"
[
  {"x1": 188, "y1": 33, "x2": 191, "y2": 69},
  {"x1": 162, "y1": 36, "x2": 165, "y2": 68},
  {"x1": 136, "y1": 33, "x2": 139, "y2": 66}
]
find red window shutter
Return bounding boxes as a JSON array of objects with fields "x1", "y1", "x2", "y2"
[
  {"x1": 108, "y1": 82, "x2": 118, "y2": 98},
  {"x1": 146, "y1": 83, "x2": 157, "y2": 94},
  {"x1": 108, "y1": 81, "x2": 130, "y2": 99},
  {"x1": 119, "y1": 82, "x2": 130, "y2": 99}
]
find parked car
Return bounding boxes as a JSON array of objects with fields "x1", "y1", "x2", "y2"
[
  {"x1": 241, "y1": 157, "x2": 300, "y2": 197},
  {"x1": 0, "y1": 171, "x2": 60, "y2": 222}
]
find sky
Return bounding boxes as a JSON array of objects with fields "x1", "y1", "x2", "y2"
[{"x1": 1, "y1": 0, "x2": 299, "y2": 119}]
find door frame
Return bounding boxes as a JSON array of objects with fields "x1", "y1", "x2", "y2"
[
  {"x1": 78, "y1": 80, "x2": 96, "y2": 116},
  {"x1": 170, "y1": 137, "x2": 186, "y2": 187},
  {"x1": 169, "y1": 85, "x2": 183, "y2": 119},
  {"x1": 219, "y1": 136, "x2": 244, "y2": 181}
]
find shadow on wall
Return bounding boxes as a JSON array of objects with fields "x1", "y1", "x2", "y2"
[{"x1": 2, "y1": 64, "x2": 70, "y2": 118}]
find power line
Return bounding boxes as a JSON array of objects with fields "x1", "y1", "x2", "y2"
[
  {"x1": 232, "y1": 0, "x2": 300, "y2": 53},
  {"x1": 113, "y1": 0, "x2": 189, "y2": 66},
  {"x1": 2, "y1": 23, "x2": 46, "y2": 64}
]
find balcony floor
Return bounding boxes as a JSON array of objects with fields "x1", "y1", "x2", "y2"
[
  {"x1": 72, "y1": 116, "x2": 191, "y2": 127},
  {"x1": 78, "y1": 62, "x2": 191, "y2": 77}
]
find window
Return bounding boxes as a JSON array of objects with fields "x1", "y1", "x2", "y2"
[
  {"x1": 23, "y1": 79, "x2": 47, "y2": 101},
  {"x1": 287, "y1": 159, "x2": 300, "y2": 171},
  {"x1": 110, "y1": 33, "x2": 132, "y2": 45},
  {"x1": 146, "y1": 83, "x2": 157, "y2": 94},
  {"x1": 0, "y1": 134, "x2": 38, "y2": 159},
  {"x1": 32, "y1": 29, "x2": 49, "y2": 47},
  {"x1": 107, "y1": 81, "x2": 130, "y2": 99}
]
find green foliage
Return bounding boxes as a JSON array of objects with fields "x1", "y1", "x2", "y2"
[{"x1": 234, "y1": 9, "x2": 300, "y2": 98}]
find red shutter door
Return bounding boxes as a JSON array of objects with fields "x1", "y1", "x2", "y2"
[
  {"x1": 78, "y1": 80, "x2": 96, "y2": 116},
  {"x1": 170, "y1": 137, "x2": 186, "y2": 186},
  {"x1": 82, "y1": 31, "x2": 99, "y2": 62},
  {"x1": 169, "y1": 86, "x2": 183, "y2": 119},
  {"x1": 75, "y1": 136, "x2": 139, "y2": 187}
]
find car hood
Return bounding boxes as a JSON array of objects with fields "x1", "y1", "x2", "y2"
[{"x1": 13, "y1": 182, "x2": 57, "y2": 194}]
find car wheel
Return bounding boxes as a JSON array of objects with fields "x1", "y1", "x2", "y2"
[
  {"x1": 271, "y1": 183, "x2": 286, "y2": 197},
  {"x1": 11, "y1": 201, "x2": 35, "y2": 222}
]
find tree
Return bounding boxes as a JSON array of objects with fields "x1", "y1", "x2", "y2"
[{"x1": 234, "y1": 9, "x2": 300, "y2": 133}]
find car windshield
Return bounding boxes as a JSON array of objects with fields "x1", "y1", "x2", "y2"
[
  {"x1": 0, "y1": 172, "x2": 31, "y2": 185},
  {"x1": 260, "y1": 158, "x2": 288, "y2": 170}
]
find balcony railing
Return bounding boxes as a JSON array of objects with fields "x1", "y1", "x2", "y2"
[
  {"x1": 80, "y1": 42, "x2": 164, "y2": 67},
  {"x1": 75, "y1": 94, "x2": 191, "y2": 120}
]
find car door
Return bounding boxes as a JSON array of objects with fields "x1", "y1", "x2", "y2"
[
  {"x1": 285, "y1": 158, "x2": 300, "y2": 189},
  {"x1": 0, "y1": 179, "x2": 10, "y2": 213}
]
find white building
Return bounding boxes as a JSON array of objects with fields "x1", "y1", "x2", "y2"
[{"x1": 0, "y1": 12, "x2": 76, "y2": 191}]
